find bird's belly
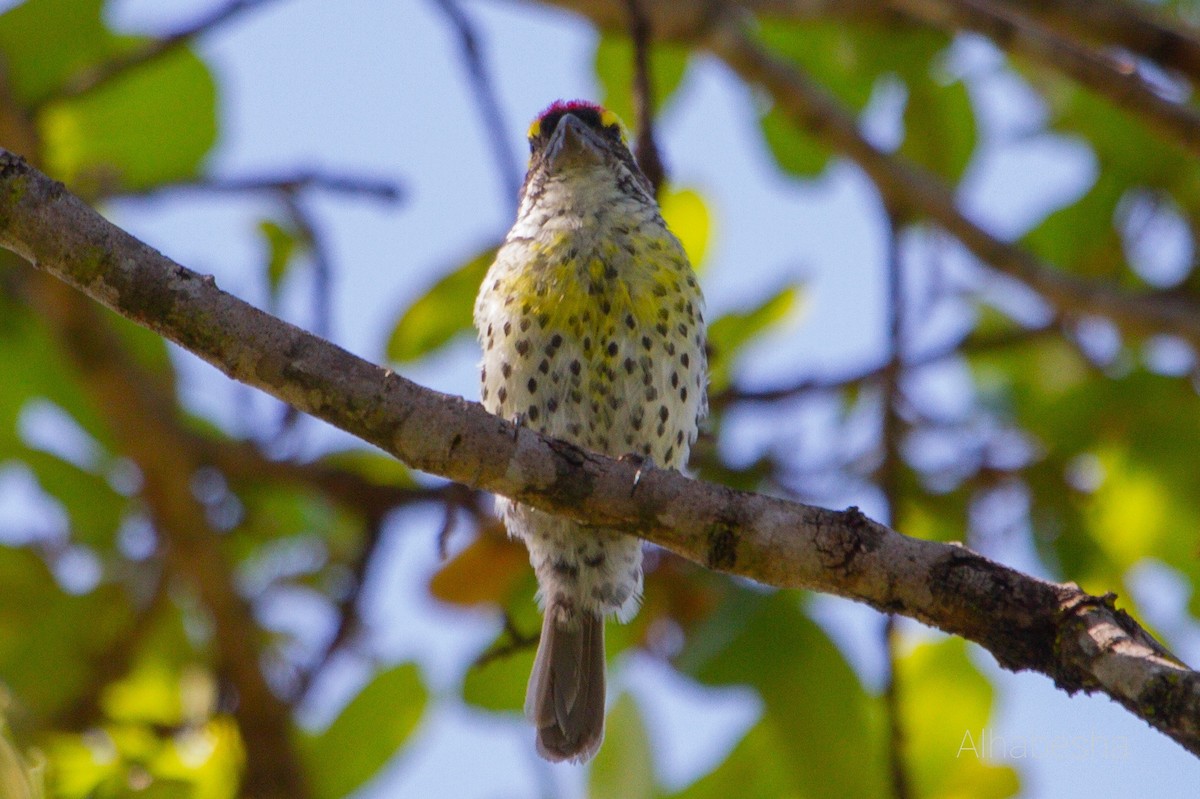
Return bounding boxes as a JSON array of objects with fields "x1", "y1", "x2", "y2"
[{"x1": 478, "y1": 294, "x2": 703, "y2": 468}]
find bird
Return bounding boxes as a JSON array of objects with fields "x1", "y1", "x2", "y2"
[{"x1": 474, "y1": 99, "x2": 707, "y2": 763}]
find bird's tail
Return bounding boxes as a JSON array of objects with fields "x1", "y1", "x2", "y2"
[{"x1": 525, "y1": 601, "x2": 606, "y2": 763}]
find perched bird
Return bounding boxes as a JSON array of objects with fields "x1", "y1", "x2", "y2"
[{"x1": 474, "y1": 100, "x2": 707, "y2": 763}]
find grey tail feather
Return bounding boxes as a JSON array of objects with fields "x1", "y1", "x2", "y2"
[{"x1": 525, "y1": 603, "x2": 606, "y2": 764}]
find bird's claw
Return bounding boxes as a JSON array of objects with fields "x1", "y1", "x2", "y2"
[
  {"x1": 510, "y1": 411, "x2": 528, "y2": 441},
  {"x1": 618, "y1": 452, "x2": 656, "y2": 496}
]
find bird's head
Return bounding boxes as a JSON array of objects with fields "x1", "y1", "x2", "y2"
[{"x1": 518, "y1": 100, "x2": 653, "y2": 210}]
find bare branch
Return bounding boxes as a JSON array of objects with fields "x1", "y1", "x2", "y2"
[
  {"x1": 878, "y1": 206, "x2": 912, "y2": 799},
  {"x1": 3, "y1": 150, "x2": 1199, "y2": 756},
  {"x1": 713, "y1": 324, "x2": 1055, "y2": 410},
  {"x1": 29, "y1": 0, "x2": 285, "y2": 111},
  {"x1": 432, "y1": 0, "x2": 524, "y2": 207},
  {"x1": 131, "y1": 171, "x2": 404, "y2": 203},
  {"x1": 625, "y1": 0, "x2": 667, "y2": 193},
  {"x1": 474, "y1": 612, "x2": 540, "y2": 667}
]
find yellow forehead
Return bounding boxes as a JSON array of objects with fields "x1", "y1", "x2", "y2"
[{"x1": 527, "y1": 107, "x2": 627, "y2": 143}]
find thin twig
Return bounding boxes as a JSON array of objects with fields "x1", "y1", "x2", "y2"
[
  {"x1": 432, "y1": 0, "x2": 523, "y2": 208},
  {"x1": 294, "y1": 517, "x2": 386, "y2": 703},
  {"x1": 473, "y1": 612, "x2": 540, "y2": 667},
  {"x1": 713, "y1": 324, "x2": 1055, "y2": 410},
  {"x1": 878, "y1": 205, "x2": 912, "y2": 799},
  {"x1": 131, "y1": 172, "x2": 404, "y2": 203},
  {"x1": 626, "y1": 0, "x2": 666, "y2": 193},
  {"x1": 29, "y1": 0, "x2": 285, "y2": 111}
]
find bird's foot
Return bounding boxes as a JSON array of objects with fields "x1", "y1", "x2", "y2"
[{"x1": 618, "y1": 452, "x2": 656, "y2": 495}]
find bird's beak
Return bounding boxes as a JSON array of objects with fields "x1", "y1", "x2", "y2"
[{"x1": 545, "y1": 114, "x2": 605, "y2": 170}]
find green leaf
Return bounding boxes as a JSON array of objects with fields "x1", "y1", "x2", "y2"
[
  {"x1": 39, "y1": 46, "x2": 217, "y2": 192},
  {"x1": 666, "y1": 722, "x2": 793, "y2": 799},
  {"x1": 301, "y1": 663, "x2": 427, "y2": 799},
  {"x1": 758, "y1": 21, "x2": 878, "y2": 112},
  {"x1": 462, "y1": 644, "x2": 534, "y2": 713},
  {"x1": 588, "y1": 693, "x2": 654, "y2": 799},
  {"x1": 899, "y1": 638, "x2": 1020, "y2": 799},
  {"x1": 0, "y1": 547, "x2": 134, "y2": 719},
  {"x1": 387, "y1": 244, "x2": 496, "y2": 363},
  {"x1": 678, "y1": 590, "x2": 887, "y2": 797},
  {"x1": 21, "y1": 448, "x2": 127, "y2": 548},
  {"x1": 759, "y1": 105, "x2": 831, "y2": 179},
  {"x1": 660, "y1": 188, "x2": 711, "y2": 269},
  {"x1": 594, "y1": 34, "x2": 690, "y2": 127},
  {"x1": 0, "y1": 0, "x2": 112, "y2": 105},
  {"x1": 707, "y1": 286, "x2": 803, "y2": 391},
  {"x1": 258, "y1": 219, "x2": 305, "y2": 296},
  {"x1": 1022, "y1": 171, "x2": 1125, "y2": 279},
  {"x1": 900, "y1": 77, "x2": 977, "y2": 182}
]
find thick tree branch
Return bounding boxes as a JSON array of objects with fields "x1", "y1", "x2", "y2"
[{"x1": 2, "y1": 152, "x2": 1198, "y2": 756}]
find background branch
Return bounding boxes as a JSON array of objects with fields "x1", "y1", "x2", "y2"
[{"x1": 890, "y1": 0, "x2": 1200, "y2": 158}]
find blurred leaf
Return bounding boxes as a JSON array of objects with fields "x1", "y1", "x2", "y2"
[
  {"x1": 759, "y1": 105, "x2": 832, "y2": 179},
  {"x1": 21, "y1": 448, "x2": 127, "y2": 548},
  {"x1": 40, "y1": 45, "x2": 217, "y2": 192},
  {"x1": 1023, "y1": 172, "x2": 1126, "y2": 280},
  {"x1": 594, "y1": 33, "x2": 690, "y2": 127},
  {"x1": 666, "y1": 722, "x2": 793, "y2": 799},
  {"x1": 462, "y1": 643, "x2": 536, "y2": 713},
  {"x1": 258, "y1": 219, "x2": 305, "y2": 296},
  {"x1": 707, "y1": 286, "x2": 803, "y2": 391},
  {"x1": 678, "y1": 590, "x2": 887, "y2": 797},
  {"x1": 387, "y1": 244, "x2": 496, "y2": 363},
  {"x1": 758, "y1": 21, "x2": 879, "y2": 112},
  {"x1": 430, "y1": 531, "x2": 529, "y2": 607},
  {"x1": 899, "y1": 638, "x2": 1019, "y2": 799},
  {"x1": 317, "y1": 449, "x2": 416, "y2": 488},
  {"x1": 0, "y1": 547, "x2": 134, "y2": 718},
  {"x1": 301, "y1": 663, "x2": 427, "y2": 799},
  {"x1": 588, "y1": 693, "x2": 654, "y2": 799},
  {"x1": 900, "y1": 77, "x2": 976, "y2": 182},
  {"x1": 660, "y1": 188, "x2": 711, "y2": 269},
  {"x1": 0, "y1": 0, "x2": 111, "y2": 104},
  {"x1": 0, "y1": 725, "x2": 43, "y2": 799}
]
